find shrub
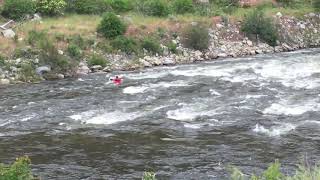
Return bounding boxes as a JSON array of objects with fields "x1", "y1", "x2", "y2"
[
  {"x1": 167, "y1": 41, "x2": 177, "y2": 54},
  {"x1": 241, "y1": 9, "x2": 278, "y2": 46},
  {"x1": 0, "y1": 55, "x2": 5, "y2": 67},
  {"x1": 67, "y1": 35, "x2": 86, "y2": 49},
  {"x1": 73, "y1": 0, "x2": 110, "y2": 14},
  {"x1": 18, "y1": 63, "x2": 41, "y2": 82},
  {"x1": 37, "y1": 0, "x2": 67, "y2": 15},
  {"x1": 109, "y1": 0, "x2": 133, "y2": 12},
  {"x1": 141, "y1": 37, "x2": 162, "y2": 55},
  {"x1": 315, "y1": 0, "x2": 320, "y2": 12},
  {"x1": 110, "y1": 36, "x2": 139, "y2": 54},
  {"x1": 88, "y1": 54, "x2": 108, "y2": 67},
  {"x1": 67, "y1": 44, "x2": 82, "y2": 58},
  {"x1": 142, "y1": 0, "x2": 170, "y2": 17},
  {"x1": 142, "y1": 171, "x2": 156, "y2": 180},
  {"x1": 182, "y1": 24, "x2": 209, "y2": 50},
  {"x1": 97, "y1": 12, "x2": 127, "y2": 39},
  {"x1": 0, "y1": 156, "x2": 35, "y2": 179},
  {"x1": 27, "y1": 30, "x2": 47, "y2": 46},
  {"x1": 1, "y1": 0, "x2": 36, "y2": 20},
  {"x1": 172, "y1": 0, "x2": 194, "y2": 14}
]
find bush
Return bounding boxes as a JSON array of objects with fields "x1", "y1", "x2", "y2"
[
  {"x1": 67, "y1": 44, "x2": 82, "y2": 58},
  {"x1": 141, "y1": 37, "x2": 162, "y2": 55},
  {"x1": 1, "y1": 0, "x2": 36, "y2": 20},
  {"x1": 67, "y1": 35, "x2": 86, "y2": 49},
  {"x1": 167, "y1": 41, "x2": 177, "y2": 54},
  {"x1": 88, "y1": 54, "x2": 108, "y2": 67},
  {"x1": 18, "y1": 63, "x2": 41, "y2": 82},
  {"x1": 73, "y1": 0, "x2": 110, "y2": 14},
  {"x1": 37, "y1": 0, "x2": 67, "y2": 15},
  {"x1": 315, "y1": 0, "x2": 320, "y2": 12},
  {"x1": 142, "y1": 0, "x2": 170, "y2": 17},
  {"x1": 172, "y1": 0, "x2": 194, "y2": 14},
  {"x1": 109, "y1": 0, "x2": 133, "y2": 12},
  {"x1": 0, "y1": 156, "x2": 35, "y2": 179},
  {"x1": 27, "y1": 30, "x2": 47, "y2": 46},
  {"x1": 97, "y1": 12, "x2": 127, "y2": 39},
  {"x1": 182, "y1": 24, "x2": 209, "y2": 50},
  {"x1": 241, "y1": 9, "x2": 278, "y2": 46},
  {"x1": 110, "y1": 36, "x2": 139, "y2": 54},
  {"x1": 142, "y1": 171, "x2": 156, "y2": 180}
]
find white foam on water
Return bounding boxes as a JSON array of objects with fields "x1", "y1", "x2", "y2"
[
  {"x1": 86, "y1": 111, "x2": 141, "y2": 125},
  {"x1": 209, "y1": 89, "x2": 221, "y2": 96},
  {"x1": 253, "y1": 123, "x2": 296, "y2": 137},
  {"x1": 166, "y1": 103, "x2": 216, "y2": 121},
  {"x1": 126, "y1": 71, "x2": 168, "y2": 80},
  {"x1": 123, "y1": 86, "x2": 149, "y2": 94},
  {"x1": 69, "y1": 110, "x2": 141, "y2": 125},
  {"x1": 263, "y1": 99, "x2": 320, "y2": 116},
  {"x1": 253, "y1": 57, "x2": 320, "y2": 89},
  {"x1": 123, "y1": 80, "x2": 189, "y2": 94},
  {"x1": 0, "y1": 120, "x2": 12, "y2": 127},
  {"x1": 184, "y1": 123, "x2": 202, "y2": 129}
]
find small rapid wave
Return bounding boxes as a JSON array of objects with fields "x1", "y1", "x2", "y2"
[{"x1": 253, "y1": 123, "x2": 296, "y2": 137}]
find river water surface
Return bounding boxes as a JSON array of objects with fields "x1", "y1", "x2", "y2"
[{"x1": 1, "y1": 49, "x2": 320, "y2": 179}]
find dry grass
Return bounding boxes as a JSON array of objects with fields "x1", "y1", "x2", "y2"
[{"x1": 0, "y1": 37, "x2": 16, "y2": 56}]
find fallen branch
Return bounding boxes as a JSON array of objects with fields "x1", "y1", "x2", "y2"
[{"x1": 0, "y1": 20, "x2": 14, "y2": 30}]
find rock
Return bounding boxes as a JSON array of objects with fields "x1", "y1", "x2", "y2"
[
  {"x1": 32, "y1": 13, "x2": 42, "y2": 21},
  {"x1": 299, "y1": 23, "x2": 306, "y2": 29},
  {"x1": 255, "y1": 49, "x2": 263, "y2": 54},
  {"x1": 36, "y1": 66, "x2": 51, "y2": 75},
  {"x1": 57, "y1": 74, "x2": 64, "y2": 79},
  {"x1": 250, "y1": 50, "x2": 256, "y2": 55},
  {"x1": 90, "y1": 65, "x2": 103, "y2": 72},
  {"x1": 103, "y1": 66, "x2": 112, "y2": 72},
  {"x1": 1, "y1": 29, "x2": 15, "y2": 38},
  {"x1": 194, "y1": 50, "x2": 203, "y2": 60},
  {"x1": 276, "y1": 12, "x2": 282, "y2": 18},
  {"x1": 191, "y1": 22, "x2": 198, "y2": 26},
  {"x1": 77, "y1": 62, "x2": 90, "y2": 75},
  {"x1": 216, "y1": 24, "x2": 224, "y2": 29},
  {"x1": 218, "y1": 53, "x2": 228, "y2": 58},
  {"x1": 247, "y1": 40, "x2": 253, "y2": 46},
  {"x1": 139, "y1": 59, "x2": 152, "y2": 67},
  {"x1": 163, "y1": 57, "x2": 175, "y2": 65},
  {"x1": 308, "y1": 13, "x2": 316, "y2": 17},
  {"x1": 0, "y1": 78, "x2": 10, "y2": 85},
  {"x1": 58, "y1": 50, "x2": 64, "y2": 55}
]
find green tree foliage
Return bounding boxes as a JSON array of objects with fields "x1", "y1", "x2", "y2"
[
  {"x1": 110, "y1": 36, "x2": 139, "y2": 54},
  {"x1": 109, "y1": 0, "x2": 133, "y2": 12},
  {"x1": 141, "y1": 37, "x2": 162, "y2": 55},
  {"x1": 182, "y1": 24, "x2": 209, "y2": 50},
  {"x1": 172, "y1": 0, "x2": 194, "y2": 14},
  {"x1": 314, "y1": 0, "x2": 320, "y2": 12},
  {"x1": 0, "y1": 156, "x2": 35, "y2": 180},
  {"x1": 37, "y1": 0, "x2": 67, "y2": 15},
  {"x1": 141, "y1": 0, "x2": 170, "y2": 17},
  {"x1": 241, "y1": 9, "x2": 278, "y2": 46},
  {"x1": 67, "y1": 44, "x2": 82, "y2": 58},
  {"x1": 97, "y1": 12, "x2": 127, "y2": 39},
  {"x1": 1, "y1": 0, "x2": 36, "y2": 20},
  {"x1": 88, "y1": 54, "x2": 108, "y2": 67},
  {"x1": 73, "y1": 0, "x2": 110, "y2": 14}
]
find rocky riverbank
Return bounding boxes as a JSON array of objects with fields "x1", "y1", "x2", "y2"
[{"x1": 1, "y1": 12, "x2": 320, "y2": 85}]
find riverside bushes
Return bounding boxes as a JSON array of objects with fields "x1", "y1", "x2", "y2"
[
  {"x1": 230, "y1": 160, "x2": 320, "y2": 180},
  {"x1": 182, "y1": 24, "x2": 209, "y2": 50},
  {"x1": 36, "y1": 0, "x2": 67, "y2": 15},
  {"x1": 73, "y1": 0, "x2": 110, "y2": 14},
  {"x1": 141, "y1": 37, "x2": 162, "y2": 55},
  {"x1": 1, "y1": 0, "x2": 36, "y2": 20},
  {"x1": 88, "y1": 54, "x2": 108, "y2": 67},
  {"x1": 315, "y1": 0, "x2": 320, "y2": 12},
  {"x1": 97, "y1": 12, "x2": 127, "y2": 39},
  {"x1": 141, "y1": 0, "x2": 170, "y2": 17},
  {"x1": 172, "y1": 0, "x2": 194, "y2": 14},
  {"x1": 111, "y1": 36, "x2": 139, "y2": 54},
  {"x1": 0, "y1": 156, "x2": 35, "y2": 179},
  {"x1": 241, "y1": 9, "x2": 278, "y2": 46}
]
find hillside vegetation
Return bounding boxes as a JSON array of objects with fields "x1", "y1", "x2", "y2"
[{"x1": 0, "y1": 0, "x2": 319, "y2": 83}]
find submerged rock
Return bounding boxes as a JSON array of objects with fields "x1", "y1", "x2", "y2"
[{"x1": 0, "y1": 78, "x2": 10, "y2": 85}]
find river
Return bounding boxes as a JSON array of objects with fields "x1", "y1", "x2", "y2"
[{"x1": 1, "y1": 49, "x2": 320, "y2": 179}]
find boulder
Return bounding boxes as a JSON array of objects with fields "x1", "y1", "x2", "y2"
[
  {"x1": 163, "y1": 57, "x2": 175, "y2": 65},
  {"x1": 77, "y1": 63, "x2": 90, "y2": 75},
  {"x1": 36, "y1": 66, "x2": 51, "y2": 75},
  {"x1": 57, "y1": 74, "x2": 64, "y2": 79},
  {"x1": 90, "y1": 65, "x2": 103, "y2": 72},
  {"x1": 276, "y1": 12, "x2": 282, "y2": 18},
  {"x1": 32, "y1": 13, "x2": 42, "y2": 21},
  {"x1": 0, "y1": 78, "x2": 10, "y2": 85},
  {"x1": 1, "y1": 29, "x2": 15, "y2": 38}
]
